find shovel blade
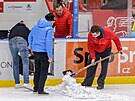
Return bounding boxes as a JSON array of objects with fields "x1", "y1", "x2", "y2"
[{"x1": 62, "y1": 70, "x2": 73, "y2": 75}]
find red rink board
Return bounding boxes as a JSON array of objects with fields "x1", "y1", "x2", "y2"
[{"x1": 0, "y1": 2, "x2": 3, "y2": 12}]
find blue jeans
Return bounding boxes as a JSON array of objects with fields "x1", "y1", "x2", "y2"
[{"x1": 9, "y1": 37, "x2": 29, "y2": 84}]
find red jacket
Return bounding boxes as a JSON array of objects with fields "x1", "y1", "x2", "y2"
[
  {"x1": 53, "y1": 8, "x2": 72, "y2": 38},
  {"x1": 87, "y1": 0, "x2": 108, "y2": 9},
  {"x1": 87, "y1": 0, "x2": 101, "y2": 9},
  {"x1": 78, "y1": 0, "x2": 86, "y2": 10},
  {"x1": 67, "y1": 0, "x2": 86, "y2": 13},
  {"x1": 88, "y1": 27, "x2": 122, "y2": 59}
]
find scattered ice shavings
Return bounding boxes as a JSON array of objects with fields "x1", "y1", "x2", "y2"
[{"x1": 46, "y1": 74, "x2": 132, "y2": 100}]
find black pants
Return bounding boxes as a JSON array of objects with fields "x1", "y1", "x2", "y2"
[
  {"x1": 33, "y1": 52, "x2": 49, "y2": 92},
  {"x1": 82, "y1": 47, "x2": 111, "y2": 87}
]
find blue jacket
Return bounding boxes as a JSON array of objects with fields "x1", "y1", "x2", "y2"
[{"x1": 28, "y1": 18, "x2": 54, "y2": 57}]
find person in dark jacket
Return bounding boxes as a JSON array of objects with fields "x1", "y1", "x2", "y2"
[
  {"x1": 9, "y1": 21, "x2": 33, "y2": 90},
  {"x1": 28, "y1": 13, "x2": 55, "y2": 95},
  {"x1": 81, "y1": 25, "x2": 123, "y2": 90}
]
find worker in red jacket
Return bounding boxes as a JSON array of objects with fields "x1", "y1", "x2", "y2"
[
  {"x1": 81, "y1": 25, "x2": 123, "y2": 89},
  {"x1": 53, "y1": 3, "x2": 72, "y2": 38}
]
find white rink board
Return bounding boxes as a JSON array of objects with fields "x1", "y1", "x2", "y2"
[
  {"x1": 4, "y1": 2, "x2": 38, "y2": 13},
  {"x1": 0, "y1": 40, "x2": 13, "y2": 80},
  {"x1": 1, "y1": 38, "x2": 135, "y2": 80}
]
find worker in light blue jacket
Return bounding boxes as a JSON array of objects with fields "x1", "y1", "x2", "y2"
[{"x1": 28, "y1": 13, "x2": 55, "y2": 95}]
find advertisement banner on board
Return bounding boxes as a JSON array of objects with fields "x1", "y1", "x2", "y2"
[
  {"x1": 4, "y1": 2, "x2": 37, "y2": 13},
  {"x1": 66, "y1": 42, "x2": 88, "y2": 77},
  {"x1": 0, "y1": 41, "x2": 13, "y2": 80},
  {"x1": 1, "y1": 38, "x2": 135, "y2": 79},
  {"x1": 65, "y1": 39, "x2": 135, "y2": 77},
  {"x1": 93, "y1": 10, "x2": 134, "y2": 37}
]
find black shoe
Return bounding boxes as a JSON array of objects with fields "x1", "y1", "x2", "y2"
[
  {"x1": 97, "y1": 86, "x2": 104, "y2": 90},
  {"x1": 33, "y1": 86, "x2": 38, "y2": 92},
  {"x1": 33, "y1": 89, "x2": 38, "y2": 93},
  {"x1": 38, "y1": 91, "x2": 49, "y2": 95},
  {"x1": 81, "y1": 83, "x2": 91, "y2": 87}
]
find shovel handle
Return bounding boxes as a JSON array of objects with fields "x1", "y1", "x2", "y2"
[{"x1": 72, "y1": 51, "x2": 119, "y2": 76}]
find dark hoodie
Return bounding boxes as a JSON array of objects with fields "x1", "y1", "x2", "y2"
[{"x1": 9, "y1": 23, "x2": 30, "y2": 41}]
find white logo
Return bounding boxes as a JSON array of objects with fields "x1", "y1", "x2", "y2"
[{"x1": 107, "y1": 16, "x2": 134, "y2": 36}]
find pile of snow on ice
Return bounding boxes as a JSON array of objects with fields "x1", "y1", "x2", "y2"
[{"x1": 47, "y1": 74, "x2": 130, "y2": 99}]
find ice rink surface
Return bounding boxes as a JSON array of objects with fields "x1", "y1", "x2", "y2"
[{"x1": 0, "y1": 84, "x2": 135, "y2": 101}]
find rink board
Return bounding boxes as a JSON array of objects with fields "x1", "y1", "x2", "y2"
[
  {"x1": 53, "y1": 38, "x2": 135, "y2": 78},
  {"x1": 1, "y1": 38, "x2": 135, "y2": 87}
]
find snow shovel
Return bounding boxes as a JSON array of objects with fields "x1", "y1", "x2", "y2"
[{"x1": 63, "y1": 51, "x2": 119, "y2": 77}]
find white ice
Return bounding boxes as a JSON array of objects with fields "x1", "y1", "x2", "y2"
[
  {"x1": 0, "y1": 74, "x2": 135, "y2": 101},
  {"x1": 47, "y1": 74, "x2": 135, "y2": 100},
  {"x1": 0, "y1": 84, "x2": 135, "y2": 101}
]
